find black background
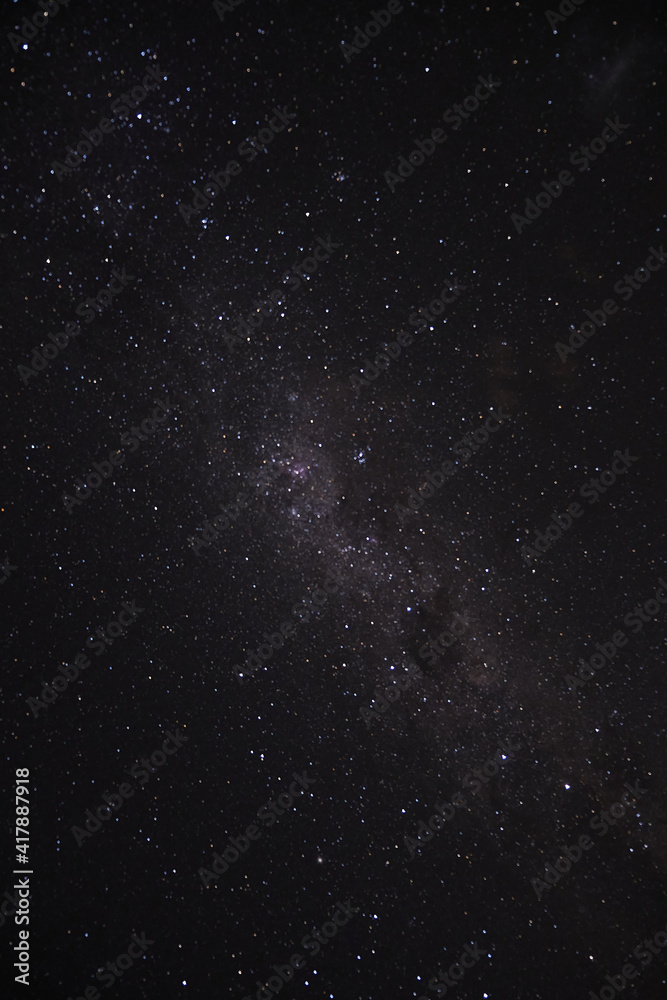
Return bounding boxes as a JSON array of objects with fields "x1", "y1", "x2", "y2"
[{"x1": 2, "y1": 0, "x2": 667, "y2": 998}]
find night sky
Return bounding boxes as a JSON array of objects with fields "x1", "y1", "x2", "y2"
[{"x1": 3, "y1": 0, "x2": 667, "y2": 998}]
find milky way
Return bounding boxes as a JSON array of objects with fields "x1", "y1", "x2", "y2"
[{"x1": 7, "y1": 3, "x2": 666, "y2": 998}]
